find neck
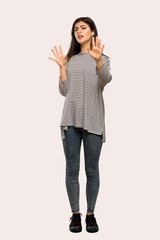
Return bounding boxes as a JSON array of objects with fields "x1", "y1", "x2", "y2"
[{"x1": 80, "y1": 42, "x2": 91, "y2": 53}]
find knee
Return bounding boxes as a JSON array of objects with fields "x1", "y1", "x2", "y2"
[
  {"x1": 66, "y1": 167, "x2": 79, "y2": 178},
  {"x1": 85, "y1": 168, "x2": 99, "y2": 179}
]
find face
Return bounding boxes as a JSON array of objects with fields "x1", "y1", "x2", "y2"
[{"x1": 74, "y1": 21, "x2": 94, "y2": 45}]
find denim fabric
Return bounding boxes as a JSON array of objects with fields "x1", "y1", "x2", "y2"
[{"x1": 62, "y1": 127, "x2": 103, "y2": 213}]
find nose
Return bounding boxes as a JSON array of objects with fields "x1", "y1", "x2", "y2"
[{"x1": 77, "y1": 29, "x2": 81, "y2": 34}]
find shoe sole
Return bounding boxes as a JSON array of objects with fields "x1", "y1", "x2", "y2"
[
  {"x1": 86, "y1": 227, "x2": 99, "y2": 233},
  {"x1": 70, "y1": 229, "x2": 82, "y2": 233},
  {"x1": 69, "y1": 227, "x2": 82, "y2": 233}
]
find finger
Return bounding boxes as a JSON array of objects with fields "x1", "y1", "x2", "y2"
[
  {"x1": 54, "y1": 46, "x2": 59, "y2": 55},
  {"x1": 48, "y1": 57, "x2": 55, "y2": 61},
  {"x1": 59, "y1": 45, "x2": 63, "y2": 54},
  {"x1": 101, "y1": 44, "x2": 105, "y2": 53},
  {"x1": 51, "y1": 48, "x2": 57, "y2": 57},
  {"x1": 95, "y1": 36, "x2": 99, "y2": 46},
  {"x1": 92, "y1": 37, "x2": 95, "y2": 47},
  {"x1": 98, "y1": 38, "x2": 101, "y2": 48}
]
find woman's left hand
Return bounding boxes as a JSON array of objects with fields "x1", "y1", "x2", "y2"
[{"x1": 88, "y1": 37, "x2": 105, "y2": 61}]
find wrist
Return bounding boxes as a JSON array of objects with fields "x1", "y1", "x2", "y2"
[
  {"x1": 95, "y1": 58, "x2": 102, "y2": 63},
  {"x1": 96, "y1": 58, "x2": 103, "y2": 70},
  {"x1": 60, "y1": 64, "x2": 66, "y2": 69}
]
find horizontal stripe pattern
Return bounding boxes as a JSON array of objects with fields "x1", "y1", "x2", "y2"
[{"x1": 59, "y1": 53, "x2": 112, "y2": 142}]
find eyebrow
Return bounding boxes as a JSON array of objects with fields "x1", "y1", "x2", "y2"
[{"x1": 74, "y1": 24, "x2": 87, "y2": 29}]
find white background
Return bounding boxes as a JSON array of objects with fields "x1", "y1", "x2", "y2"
[{"x1": 0, "y1": 0, "x2": 160, "y2": 239}]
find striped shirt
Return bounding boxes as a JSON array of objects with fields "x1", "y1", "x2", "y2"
[{"x1": 59, "y1": 52, "x2": 112, "y2": 142}]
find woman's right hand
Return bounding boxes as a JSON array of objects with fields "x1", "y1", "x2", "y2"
[{"x1": 49, "y1": 45, "x2": 67, "y2": 67}]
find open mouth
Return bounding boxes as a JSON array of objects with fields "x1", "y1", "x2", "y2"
[{"x1": 78, "y1": 35, "x2": 84, "y2": 39}]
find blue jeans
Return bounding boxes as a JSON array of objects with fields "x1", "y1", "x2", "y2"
[{"x1": 62, "y1": 127, "x2": 103, "y2": 213}]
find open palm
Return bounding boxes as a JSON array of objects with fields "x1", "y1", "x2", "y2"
[
  {"x1": 49, "y1": 45, "x2": 67, "y2": 67},
  {"x1": 88, "y1": 37, "x2": 105, "y2": 61}
]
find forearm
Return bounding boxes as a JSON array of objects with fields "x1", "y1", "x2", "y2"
[
  {"x1": 59, "y1": 65, "x2": 68, "y2": 96},
  {"x1": 59, "y1": 65, "x2": 67, "y2": 80},
  {"x1": 95, "y1": 58, "x2": 104, "y2": 71},
  {"x1": 96, "y1": 56, "x2": 112, "y2": 87}
]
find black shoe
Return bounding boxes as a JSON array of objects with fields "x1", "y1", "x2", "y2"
[
  {"x1": 69, "y1": 213, "x2": 82, "y2": 233},
  {"x1": 86, "y1": 214, "x2": 99, "y2": 233}
]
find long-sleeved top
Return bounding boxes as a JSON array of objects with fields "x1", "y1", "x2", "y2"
[{"x1": 59, "y1": 52, "x2": 112, "y2": 142}]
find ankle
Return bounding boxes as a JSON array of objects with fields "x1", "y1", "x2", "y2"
[{"x1": 86, "y1": 212, "x2": 94, "y2": 216}]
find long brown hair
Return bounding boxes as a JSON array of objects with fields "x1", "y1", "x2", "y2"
[{"x1": 67, "y1": 17, "x2": 98, "y2": 61}]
